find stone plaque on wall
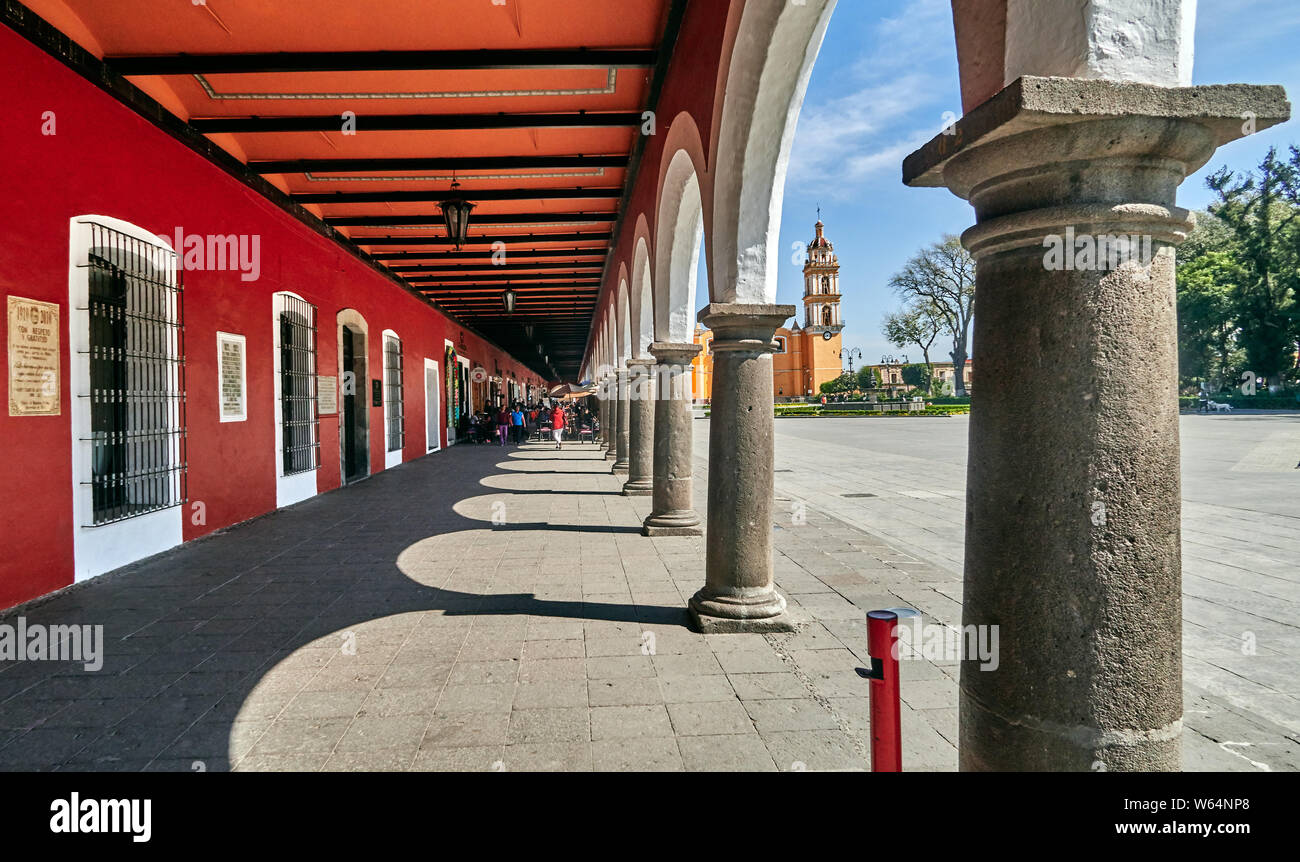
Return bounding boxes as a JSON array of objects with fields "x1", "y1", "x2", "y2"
[
  {"x1": 7, "y1": 296, "x2": 60, "y2": 416},
  {"x1": 318, "y1": 375, "x2": 338, "y2": 415},
  {"x1": 217, "y1": 332, "x2": 246, "y2": 422}
]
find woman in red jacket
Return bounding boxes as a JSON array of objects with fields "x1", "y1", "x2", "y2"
[
  {"x1": 495, "y1": 404, "x2": 511, "y2": 447},
  {"x1": 550, "y1": 403, "x2": 567, "y2": 449}
]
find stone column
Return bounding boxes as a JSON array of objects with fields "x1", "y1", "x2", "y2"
[
  {"x1": 612, "y1": 368, "x2": 630, "y2": 474},
  {"x1": 690, "y1": 303, "x2": 796, "y2": 633},
  {"x1": 601, "y1": 375, "x2": 616, "y2": 458},
  {"x1": 643, "y1": 342, "x2": 703, "y2": 536},
  {"x1": 622, "y1": 358, "x2": 655, "y2": 495},
  {"x1": 600, "y1": 377, "x2": 611, "y2": 452},
  {"x1": 903, "y1": 77, "x2": 1288, "y2": 771}
]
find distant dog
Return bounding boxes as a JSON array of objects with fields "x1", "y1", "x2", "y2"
[{"x1": 1207, "y1": 400, "x2": 1234, "y2": 413}]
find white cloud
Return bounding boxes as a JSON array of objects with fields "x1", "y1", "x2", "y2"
[
  {"x1": 787, "y1": 0, "x2": 959, "y2": 192},
  {"x1": 789, "y1": 74, "x2": 948, "y2": 189},
  {"x1": 859, "y1": 0, "x2": 954, "y2": 81}
]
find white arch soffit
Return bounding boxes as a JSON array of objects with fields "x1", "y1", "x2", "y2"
[
  {"x1": 713, "y1": 0, "x2": 837, "y2": 304},
  {"x1": 615, "y1": 279, "x2": 631, "y2": 362},
  {"x1": 630, "y1": 237, "x2": 654, "y2": 357},
  {"x1": 654, "y1": 150, "x2": 704, "y2": 343}
]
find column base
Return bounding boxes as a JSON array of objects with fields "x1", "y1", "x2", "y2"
[
  {"x1": 688, "y1": 589, "x2": 794, "y2": 634},
  {"x1": 612, "y1": 461, "x2": 629, "y2": 474},
  {"x1": 621, "y1": 481, "x2": 653, "y2": 497},
  {"x1": 642, "y1": 510, "x2": 703, "y2": 537}
]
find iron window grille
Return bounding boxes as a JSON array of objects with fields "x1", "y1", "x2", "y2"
[
  {"x1": 278, "y1": 294, "x2": 319, "y2": 475},
  {"x1": 84, "y1": 223, "x2": 187, "y2": 525},
  {"x1": 385, "y1": 335, "x2": 405, "y2": 452}
]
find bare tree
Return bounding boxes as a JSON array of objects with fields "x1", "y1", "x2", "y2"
[
  {"x1": 883, "y1": 301, "x2": 942, "y2": 383},
  {"x1": 888, "y1": 235, "x2": 976, "y2": 396}
]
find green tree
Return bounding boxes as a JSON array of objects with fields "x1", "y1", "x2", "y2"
[
  {"x1": 856, "y1": 366, "x2": 879, "y2": 391},
  {"x1": 1205, "y1": 147, "x2": 1300, "y2": 388},
  {"x1": 819, "y1": 372, "x2": 857, "y2": 395},
  {"x1": 1177, "y1": 249, "x2": 1245, "y2": 389},
  {"x1": 1179, "y1": 208, "x2": 1235, "y2": 260},
  {"x1": 900, "y1": 363, "x2": 932, "y2": 393}
]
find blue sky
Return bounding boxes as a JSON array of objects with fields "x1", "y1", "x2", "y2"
[{"x1": 696, "y1": 0, "x2": 1300, "y2": 367}]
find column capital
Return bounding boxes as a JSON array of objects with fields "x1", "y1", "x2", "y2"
[
  {"x1": 904, "y1": 77, "x2": 1289, "y2": 263},
  {"x1": 698, "y1": 303, "x2": 796, "y2": 349},
  {"x1": 904, "y1": 77, "x2": 1289, "y2": 191},
  {"x1": 625, "y1": 356, "x2": 655, "y2": 370},
  {"x1": 649, "y1": 341, "x2": 702, "y2": 364}
]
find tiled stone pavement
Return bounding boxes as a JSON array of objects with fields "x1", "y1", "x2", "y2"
[
  {"x1": 0, "y1": 439, "x2": 962, "y2": 772},
  {"x1": 742, "y1": 414, "x2": 1300, "y2": 772}
]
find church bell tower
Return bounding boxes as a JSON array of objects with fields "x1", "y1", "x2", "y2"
[
  {"x1": 801, "y1": 216, "x2": 845, "y2": 395},
  {"x1": 803, "y1": 217, "x2": 843, "y2": 334}
]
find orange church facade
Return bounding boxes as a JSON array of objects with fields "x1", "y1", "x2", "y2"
[{"x1": 692, "y1": 219, "x2": 844, "y2": 401}]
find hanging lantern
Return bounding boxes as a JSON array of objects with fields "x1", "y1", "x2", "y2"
[
  {"x1": 438, "y1": 179, "x2": 475, "y2": 250},
  {"x1": 502, "y1": 287, "x2": 516, "y2": 314}
]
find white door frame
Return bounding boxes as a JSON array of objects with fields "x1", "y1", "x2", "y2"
[
  {"x1": 424, "y1": 357, "x2": 441, "y2": 453},
  {"x1": 381, "y1": 328, "x2": 403, "y2": 470},
  {"x1": 273, "y1": 291, "x2": 318, "y2": 508},
  {"x1": 338, "y1": 310, "x2": 370, "y2": 483},
  {"x1": 67, "y1": 215, "x2": 184, "y2": 581}
]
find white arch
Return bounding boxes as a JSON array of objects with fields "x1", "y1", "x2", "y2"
[
  {"x1": 603, "y1": 322, "x2": 614, "y2": 375},
  {"x1": 630, "y1": 237, "x2": 655, "y2": 358},
  {"x1": 711, "y1": 0, "x2": 837, "y2": 303},
  {"x1": 654, "y1": 149, "x2": 705, "y2": 342},
  {"x1": 615, "y1": 277, "x2": 631, "y2": 364}
]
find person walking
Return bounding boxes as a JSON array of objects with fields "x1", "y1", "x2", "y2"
[
  {"x1": 550, "y1": 403, "x2": 567, "y2": 449},
  {"x1": 510, "y1": 404, "x2": 526, "y2": 444},
  {"x1": 495, "y1": 404, "x2": 510, "y2": 446}
]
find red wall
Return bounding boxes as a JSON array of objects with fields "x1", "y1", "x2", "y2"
[{"x1": 0, "y1": 26, "x2": 546, "y2": 609}]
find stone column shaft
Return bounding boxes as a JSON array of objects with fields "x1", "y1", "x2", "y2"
[
  {"x1": 602, "y1": 375, "x2": 616, "y2": 458},
  {"x1": 903, "y1": 76, "x2": 1289, "y2": 771},
  {"x1": 600, "y1": 382, "x2": 611, "y2": 452},
  {"x1": 690, "y1": 303, "x2": 796, "y2": 633},
  {"x1": 613, "y1": 369, "x2": 630, "y2": 474},
  {"x1": 644, "y1": 342, "x2": 703, "y2": 536},
  {"x1": 622, "y1": 358, "x2": 655, "y2": 495}
]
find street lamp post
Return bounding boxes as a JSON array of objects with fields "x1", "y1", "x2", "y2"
[{"x1": 881, "y1": 354, "x2": 909, "y2": 397}]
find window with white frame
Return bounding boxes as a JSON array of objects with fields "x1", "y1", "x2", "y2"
[
  {"x1": 85, "y1": 222, "x2": 186, "y2": 525},
  {"x1": 277, "y1": 294, "x2": 319, "y2": 475},
  {"x1": 384, "y1": 333, "x2": 404, "y2": 452}
]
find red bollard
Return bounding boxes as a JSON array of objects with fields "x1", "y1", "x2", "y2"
[{"x1": 857, "y1": 609, "x2": 902, "y2": 772}]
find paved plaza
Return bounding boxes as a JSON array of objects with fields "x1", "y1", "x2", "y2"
[
  {"x1": 746, "y1": 412, "x2": 1300, "y2": 772},
  {"x1": 0, "y1": 414, "x2": 1295, "y2": 771}
]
